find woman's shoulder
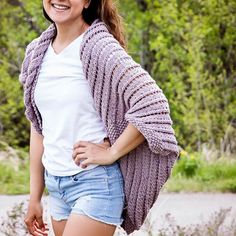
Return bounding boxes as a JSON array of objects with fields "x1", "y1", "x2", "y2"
[
  {"x1": 24, "y1": 23, "x2": 55, "y2": 55},
  {"x1": 82, "y1": 20, "x2": 119, "y2": 47},
  {"x1": 25, "y1": 37, "x2": 40, "y2": 55},
  {"x1": 81, "y1": 22, "x2": 125, "y2": 59},
  {"x1": 19, "y1": 37, "x2": 40, "y2": 85},
  {"x1": 26, "y1": 37, "x2": 39, "y2": 50}
]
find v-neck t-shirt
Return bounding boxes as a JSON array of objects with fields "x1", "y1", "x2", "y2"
[{"x1": 34, "y1": 33, "x2": 108, "y2": 176}]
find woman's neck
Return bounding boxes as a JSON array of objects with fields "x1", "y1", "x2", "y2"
[{"x1": 54, "y1": 19, "x2": 89, "y2": 45}]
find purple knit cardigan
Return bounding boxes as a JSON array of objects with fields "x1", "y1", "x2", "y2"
[{"x1": 19, "y1": 19, "x2": 179, "y2": 234}]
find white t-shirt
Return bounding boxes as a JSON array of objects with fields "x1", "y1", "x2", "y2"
[{"x1": 34, "y1": 32, "x2": 108, "y2": 176}]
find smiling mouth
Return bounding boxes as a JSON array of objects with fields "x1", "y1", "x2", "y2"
[{"x1": 52, "y1": 3, "x2": 70, "y2": 10}]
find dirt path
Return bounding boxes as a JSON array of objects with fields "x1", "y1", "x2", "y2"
[{"x1": 0, "y1": 192, "x2": 235, "y2": 235}]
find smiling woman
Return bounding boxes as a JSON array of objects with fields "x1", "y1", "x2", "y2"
[
  {"x1": 19, "y1": 0, "x2": 179, "y2": 236},
  {"x1": 43, "y1": 0, "x2": 87, "y2": 25},
  {"x1": 51, "y1": 4, "x2": 70, "y2": 10},
  {"x1": 52, "y1": 3, "x2": 70, "y2": 8}
]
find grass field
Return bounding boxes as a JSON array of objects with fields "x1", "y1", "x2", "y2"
[
  {"x1": 163, "y1": 152, "x2": 236, "y2": 193},
  {"x1": 0, "y1": 161, "x2": 30, "y2": 194}
]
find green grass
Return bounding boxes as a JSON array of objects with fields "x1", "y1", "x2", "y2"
[
  {"x1": 0, "y1": 148, "x2": 236, "y2": 194},
  {"x1": 0, "y1": 162, "x2": 30, "y2": 194},
  {"x1": 163, "y1": 155, "x2": 236, "y2": 193}
]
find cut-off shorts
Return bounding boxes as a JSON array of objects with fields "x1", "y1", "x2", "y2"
[{"x1": 44, "y1": 161, "x2": 125, "y2": 226}]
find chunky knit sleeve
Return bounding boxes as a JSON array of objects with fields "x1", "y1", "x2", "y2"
[
  {"x1": 99, "y1": 41, "x2": 178, "y2": 156},
  {"x1": 119, "y1": 58, "x2": 178, "y2": 156},
  {"x1": 19, "y1": 38, "x2": 38, "y2": 87},
  {"x1": 80, "y1": 21, "x2": 179, "y2": 157}
]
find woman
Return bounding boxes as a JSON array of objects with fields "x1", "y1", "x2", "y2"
[{"x1": 20, "y1": 0, "x2": 179, "y2": 236}]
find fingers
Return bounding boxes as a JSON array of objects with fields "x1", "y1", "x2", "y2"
[
  {"x1": 72, "y1": 147, "x2": 87, "y2": 160},
  {"x1": 79, "y1": 158, "x2": 90, "y2": 167},
  {"x1": 96, "y1": 142, "x2": 110, "y2": 149},
  {"x1": 73, "y1": 140, "x2": 89, "y2": 149},
  {"x1": 25, "y1": 216, "x2": 36, "y2": 235},
  {"x1": 72, "y1": 140, "x2": 109, "y2": 160},
  {"x1": 34, "y1": 221, "x2": 49, "y2": 236},
  {"x1": 74, "y1": 153, "x2": 87, "y2": 164},
  {"x1": 72, "y1": 140, "x2": 111, "y2": 167},
  {"x1": 74, "y1": 156, "x2": 89, "y2": 168},
  {"x1": 72, "y1": 144, "x2": 89, "y2": 167},
  {"x1": 25, "y1": 216, "x2": 49, "y2": 236},
  {"x1": 33, "y1": 227, "x2": 48, "y2": 236},
  {"x1": 36, "y1": 216, "x2": 45, "y2": 229}
]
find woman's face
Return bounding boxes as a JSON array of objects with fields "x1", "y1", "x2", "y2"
[{"x1": 43, "y1": 0, "x2": 89, "y2": 25}]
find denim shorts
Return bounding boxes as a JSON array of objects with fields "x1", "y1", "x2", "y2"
[{"x1": 44, "y1": 161, "x2": 125, "y2": 226}]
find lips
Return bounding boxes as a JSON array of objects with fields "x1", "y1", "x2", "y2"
[{"x1": 52, "y1": 3, "x2": 70, "y2": 10}]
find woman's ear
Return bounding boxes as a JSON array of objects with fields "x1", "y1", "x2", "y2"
[{"x1": 84, "y1": 0, "x2": 91, "y2": 9}]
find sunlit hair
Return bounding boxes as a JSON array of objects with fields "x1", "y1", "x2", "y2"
[{"x1": 43, "y1": 0, "x2": 127, "y2": 49}]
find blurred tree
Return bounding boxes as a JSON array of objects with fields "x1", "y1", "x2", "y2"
[
  {"x1": 0, "y1": 0, "x2": 47, "y2": 148},
  {"x1": 121, "y1": 0, "x2": 236, "y2": 154},
  {"x1": 0, "y1": 0, "x2": 235, "y2": 156}
]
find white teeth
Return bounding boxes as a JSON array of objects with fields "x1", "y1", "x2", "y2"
[{"x1": 52, "y1": 3, "x2": 70, "y2": 10}]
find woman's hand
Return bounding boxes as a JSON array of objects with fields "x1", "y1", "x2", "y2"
[
  {"x1": 72, "y1": 138, "x2": 116, "y2": 168},
  {"x1": 24, "y1": 200, "x2": 48, "y2": 235}
]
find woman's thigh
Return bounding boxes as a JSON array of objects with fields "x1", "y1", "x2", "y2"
[
  {"x1": 51, "y1": 218, "x2": 67, "y2": 236},
  {"x1": 45, "y1": 162, "x2": 125, "y2": 235},
  {"x1": 62, "y1": 214, "x2": 116, "y2": 236}
]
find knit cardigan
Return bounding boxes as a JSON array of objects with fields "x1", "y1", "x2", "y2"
[{"x1": 19, "y1": 19, "x2": 179, "y2": 234}]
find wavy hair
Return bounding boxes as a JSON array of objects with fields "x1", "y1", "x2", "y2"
[{"x1": 43, "y1": 0, "x2": 127, "y2": 49}]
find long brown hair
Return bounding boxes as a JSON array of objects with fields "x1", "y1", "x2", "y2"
[{"x1": 43, "y1": 0, "x2": 127, "y2": 49}]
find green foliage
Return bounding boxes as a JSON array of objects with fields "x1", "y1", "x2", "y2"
[
  {"x1": 196, "y1": 158, "x2": 236, "y2": 182},
  {"x1": 224, "y1": 181, "x2": 236, "y2": 193},
  {"x1": 164, "y1": 153, "x2": 236, "y2": 192},
  {"x1": 0, "y1": 162, "x2": 30, "y2": 194},
  {"x1": 173, "y1": 153, "x2": 201, "y2": 177},
  {"x1": 0, "y1": 66, "x2": 29, "y2": 147},
  {"x1": 120, "y1": 0, "x2": 236, "y2": 153},
  {"x1": 0, "y1": 0, "x2": 48, "y2": 148},
  {"x1": 173, "y1": 155, "x2": 200, "y2": 178}
]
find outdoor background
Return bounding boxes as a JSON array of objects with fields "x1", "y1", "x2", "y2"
[{"x1": 0, "y1": 0, "x2": 236, "y2": 235}]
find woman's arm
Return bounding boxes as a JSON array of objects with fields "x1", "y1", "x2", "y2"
[
  {"x1": 72, "y1": 123, "x2": 146, "y2": 167},
  {"x1": 24, "y1": 123, "x2": 47, "y2": 235},
  {"x1": 29, "y1": 123, "x2": 45, "y2": 202},
  {"x1": 107, "y1": 123, "x2": 146, "y2": 162}
]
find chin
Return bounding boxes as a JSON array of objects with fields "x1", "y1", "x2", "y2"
[
  {"x1": 47, "y1": 7, "x2": 71, "y2": 22},
  {"x1": 48, "y1": 14, "x2": 71, "y2": 25}
]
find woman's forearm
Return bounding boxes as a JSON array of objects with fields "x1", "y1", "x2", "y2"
[
  {"x1": 29, "y1": 123, "x2": 45, "y2": 202},
  {"x1": 108, "y1": 123, "x2": 146, "y2": 162},
  {"x1": 72, "y1": 123, "x2": 146, "y2": 167}
]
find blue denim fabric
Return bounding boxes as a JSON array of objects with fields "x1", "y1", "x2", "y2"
[{"x1": 44, "y1": 161, "x2": 125, "y2": 226}]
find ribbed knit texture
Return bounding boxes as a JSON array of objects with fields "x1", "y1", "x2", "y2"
[{"x1": 19, "y1": 19, "x2": 179, "y2": 234}]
